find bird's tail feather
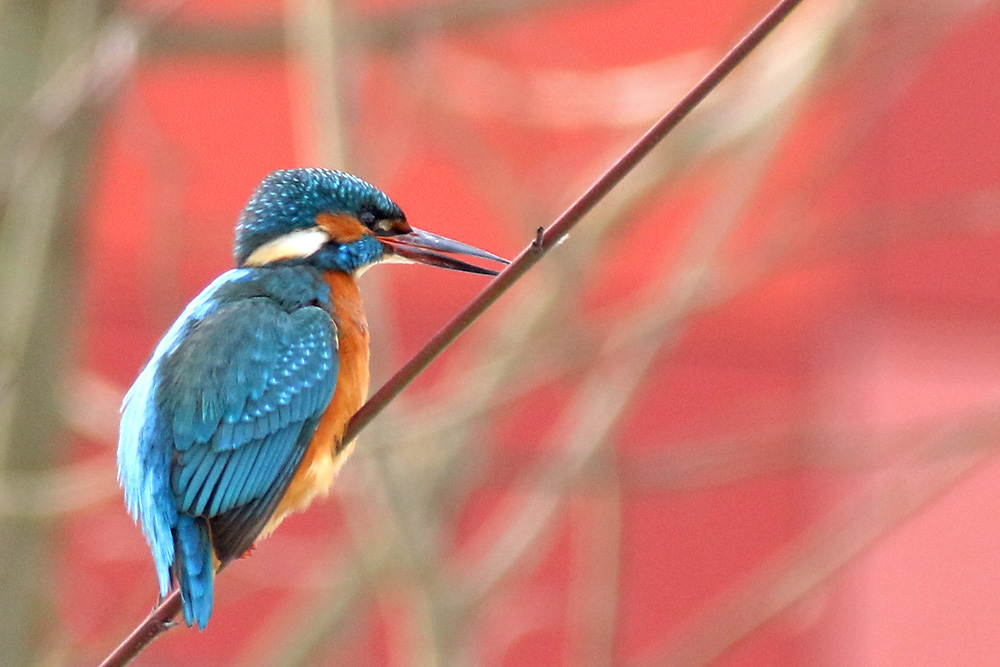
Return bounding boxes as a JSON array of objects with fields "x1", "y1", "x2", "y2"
[{"x1": 174, "y1": 515, "x2": 214, "y2": 630}]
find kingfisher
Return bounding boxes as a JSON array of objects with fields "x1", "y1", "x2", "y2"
[{"x1": 117, "y1": 168, "x2": 506, "y2": 629}]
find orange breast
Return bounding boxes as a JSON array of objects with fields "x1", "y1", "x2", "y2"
[{"x1": 261, "y1": 272, "x2": 370, "y2": 536}]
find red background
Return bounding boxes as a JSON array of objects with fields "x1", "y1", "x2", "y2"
[{"x1": 54, "y1": 0, "x2": 1000, "y2": 664}]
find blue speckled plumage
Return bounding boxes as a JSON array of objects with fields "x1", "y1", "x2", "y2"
[
  {"x1": 119, "y1": 168, "x2": 504, "y2": 631},
  {"x1": 118, "y1": 266, "x2": 339, "y2": 628},
  {"x1": 234, "y1": 168, "x2": 402, "y2": 267}
]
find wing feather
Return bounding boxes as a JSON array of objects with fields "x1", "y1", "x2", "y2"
[
  {"x1": 158, "y1": 296, "x2": 338, "y2": 561},
  {"x1": 119, "y1": 268, "x2": 343, "y2": 625}
]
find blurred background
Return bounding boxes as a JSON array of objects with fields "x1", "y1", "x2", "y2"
[{"x1": 2, "y1": 0, "x2": 1000, "y2": 664}]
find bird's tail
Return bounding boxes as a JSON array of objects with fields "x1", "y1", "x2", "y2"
[{"x1": 173, "y1": 515, "x2": 215, "y2": 630}]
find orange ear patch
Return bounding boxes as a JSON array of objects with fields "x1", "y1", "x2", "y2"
[{"x1": 316, "y1": 213, "x2": 367, "y2": 243}]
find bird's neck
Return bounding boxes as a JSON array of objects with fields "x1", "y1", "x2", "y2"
[
  {"x1": 323, "y1": 271, "x2": 370, "y2": 442},
  {"x1": 323, "y1": 271, "x2": 368, "y2": 347}
]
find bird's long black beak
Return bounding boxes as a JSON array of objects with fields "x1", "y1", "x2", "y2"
[{"x1": 380, "y1": 228, "x2": 509, "y2": 275}]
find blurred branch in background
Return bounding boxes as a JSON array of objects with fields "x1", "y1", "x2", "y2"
[
  {"x1": 250, "y1": 0, "x2": 851, "y2": 663},
  {"x1": 284, "y1": 0, "x2": 349, "y2": 168},
  {"x1": 251, "y1": 1, "x2": 1000, "y2": 665},
  {"x1": 9, "y1": 0, "x2": 999, "y2": 663},
  {"x1": 146, "y1": 0, "x2": 611, "y2": 56},
  {"x1": 0, "y1": 0, "x2": 115, "y2": 663},
  {"x1": 633, "y1": 415, "x2": 1000, "y2": 667},
  {"x1": 100, "y1": 2, "x2": 811, "y2": 662},
  {"x1": 0, "y1": 1, "x2": 183, "y2": 211}
]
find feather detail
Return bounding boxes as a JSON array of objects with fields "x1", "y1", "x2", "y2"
[
  {"x1": 263, "y1": 271, "x2": 369, "y2": 536},
  {"x1": 174, "y1": 515, "x2": 214, "y2": 630},
  {"x1": 118, "y1": 266, "x2": 339, "y2": 629}
]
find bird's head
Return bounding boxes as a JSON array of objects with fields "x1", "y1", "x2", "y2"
[{"x1": 234, "y1": 169, "x2": 507, "y2": 275}]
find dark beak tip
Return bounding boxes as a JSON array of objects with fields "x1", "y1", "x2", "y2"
[{"x1": 382, "y1": 229, "x2": 508, "y2": 275}]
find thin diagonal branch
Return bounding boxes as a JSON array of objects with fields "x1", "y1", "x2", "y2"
[
  {"x1": 98, "y1": 591, "x2": 182, "y2": 667},
  {"x1": 98, "y1": 0, "x2": 806, "y2": 664},
  {"x1": 145, "y1": 0, "x2": 608, "y2": 56},
  {"x1": 342, "y1": 0, "x2": 806, "y2": 444}
]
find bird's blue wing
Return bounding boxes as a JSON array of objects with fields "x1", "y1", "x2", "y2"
[
  {"x1": 158, "y1": 297, "x2": 338, "y2": 554},
  {"x1": 118, "y1": 269, "x2": 338, "y2": 627}
]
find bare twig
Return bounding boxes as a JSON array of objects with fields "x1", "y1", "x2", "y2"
[
  {"x1": 453, "y1": 127, "x2": 783, "y2": 606},
  {"x1": 98, "y1": 592, "x2": 182, "y2": 667},
  {"x1": 98, "y1": 0, "x2": 806, "y2": 663},
  {"x1": 567, "y1": 448, "x2": 624, "y2": 667},
  {"x1": 376, "y1": 0, "x2": 851, "y2": 472},
  {"x1": 342, "y1": 0, "x2": 807, "y2": 444}
]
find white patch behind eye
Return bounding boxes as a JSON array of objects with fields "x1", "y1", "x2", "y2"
[{"x1": 244, "y1": 227, "x2": 330, "y2": 266}]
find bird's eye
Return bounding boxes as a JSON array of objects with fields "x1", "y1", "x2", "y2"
[
  {"x1": 374, "y1": 219, "x2": 394, "y2": 234},
  {"x1": 358, "y1": 211, "x2": 376, "y2": 228}
]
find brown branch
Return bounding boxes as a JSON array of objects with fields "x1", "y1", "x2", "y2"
[
  {"x1": 342, "y1": 0, "x2": 807, "y2": 444},
  {"x1": 98, "y1": 0, "x2": 806, "y2": 663},
  {"x1": 98, "y1": 591, "x2": 181, "y2": 667}
]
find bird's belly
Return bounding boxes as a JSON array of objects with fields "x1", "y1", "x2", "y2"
[{"x1": 261, "y1": 272, "x2": 370, "y2": 537}]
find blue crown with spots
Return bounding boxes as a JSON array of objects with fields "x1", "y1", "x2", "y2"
[{"x1": 234, "y1": 168, "x2": 404, "y2": 265}]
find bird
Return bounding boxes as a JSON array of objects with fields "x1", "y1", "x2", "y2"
[{"x1": 117, "y1": 168, "x2": 507, "y2": 629}]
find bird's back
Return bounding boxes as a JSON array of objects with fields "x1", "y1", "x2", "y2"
[{"x1": 118, "y1": 265, "x2": 345, "y2": 628}]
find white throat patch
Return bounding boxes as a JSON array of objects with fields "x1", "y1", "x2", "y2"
[{"x1": 244, "y1": 227, "x2": 330, "y2": 266}]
